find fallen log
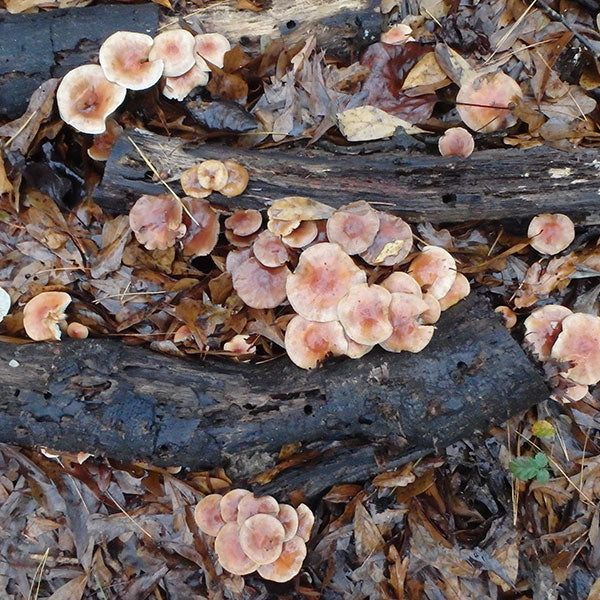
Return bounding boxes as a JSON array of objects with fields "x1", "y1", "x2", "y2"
[
  {"x1": 0, "y1": 4, "x2": 159, "y2": 120},
  {"x1": 96, "y1": 129, "x2": 600, "y2": 225},
  {"x1": 0, "y1": 294, "x2": 547, "y2": 498}
]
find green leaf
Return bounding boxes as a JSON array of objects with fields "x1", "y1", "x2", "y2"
[
  {"x1": 532, "y1": 420, "x2": 556, "y2": 438},
  {"x1": 534, "y1": 452, "x2": 549, "y2": 468},
  {"x1": 509, "y1": 457, "x2": 540, "y2": 481},
  {"x1": 535, "y1": 468, "x2": 550, "y2": 483}
]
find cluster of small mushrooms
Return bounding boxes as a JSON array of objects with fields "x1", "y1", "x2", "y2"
[{"x1": 194, "y1": 490, "x2": 314, "y2": 581}]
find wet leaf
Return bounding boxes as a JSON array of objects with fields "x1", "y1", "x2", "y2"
[{"x1": 186, "y1": 100, "x2": 258, "y2": 132}]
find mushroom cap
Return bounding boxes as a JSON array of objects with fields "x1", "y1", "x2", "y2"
[
  {"x1": 148, "y1": 29, "x2": 195, "y2": 77},
  {"x1": 550, "y1": 376, "x2": 588, "y2": 403},
  {"x1": 337, "y1": 283, "x2": 393, "y2": 345},
  {"x1": 380, "y1": 292, "x2": 434, "y2": 353},
  {"x1": 257, "y1": 536, "x2": 307, "y2": 583},
  {"x1": 88, "y1": 117, "x2": 123, "y2": 161},
  {"x1": 253, "y1": 230, "x2": 288, "y2": 267},
  {"x1": 381, "y1": 272, "x2": 422, "y2": 297},
  {"x1": 345, "y1": 337, "x2": 374, "y2": 359},
  {"x1": 57, "y1": 64, "x2": 126, "y2": 134},
  {"x1": 285, "y1": 316, "x2": 348, "y2": 369},
  {"x1": 438, "y1": 127, "x2": 475, "y2": 158},
  {"x1": 408, "y1": 245, "x2": 457, "y2": 299},
  {"x1": 295, "y1": 504, "x2": 314, "y2": 542},
  {"x1": 223, "y1": 335, "x2": 255, "y2": 355},
  {"x1": 129, "y1": 194, "x2": 186, "y2": 250},
  {"x1": 99, "y1": 31, "x2": 164, "y2": 90},
  {"x1": 220, "y1": 489, "x2": 253, "y2": 523},
  {"x1": 232, "y1": 258, "x2": 289, "y2": 309},
  {"x1": 282, "y1": 220, "x2": 318, "y2": 248},
  {"x1": 420, "y1": 292, "x2": 441, "y2": 325},
  {"x1": 23, "y1": 291, "x2": 72, "y2": 341},
  {"x1": 181, "y1": 198, "x2": 219, "y2": 257},
  {"x1": 237, "y1": 495, "x2": 280, "y2": 525},
  {"x1": 528, "y1": 213, "x2": 575, "y2": 255},
  {"x1": 495, "y1": 306, "x2": 517, "y2": 329},
  {"x1": 225, "y1": 228, "x2": 259, "y2": 248},
  {"x1": 456, "y1": 72, "x2": 523, "y2": 133},
  {"x1": 523, "y1": 304, "x2": 572, "y2": 361},
  {"x1": 287, "y1": 243, "x2": 366, "y2": 322},
  {"x1": 277, "y1": 504, "x2": 299, "y2": 542},
  {"x1": 438, "y1": 273, "x2": 470, "y2": 311},
  {"x1": 360, "y1": 212, "x2": 413, "y2": 266},
  {"x1": 220, "y1": 161, "x2": 249, "y2": 198},
  {"x1": 194, "y1": 33, "x2": 231, "y2": 69},
  {"x1": 268, "y1": 218, "x2": 301, "y2": 237},
  {"x1": 194, "y1": 494, "x2": 226, "y2": 536},
  {"x1": 380, "y1": 23, "x2": 414, "y2": 45},
  {"x1": 180, "y1": 165, "x2": 211, "y2": 198},
  {"x1": 0, "y1": 287, "x2": 11, "y2": 322},
  {"x1": 66, "y1": 322, "x2": 89, "y2": 339},
  {"x1": 173, "y1": 324, "x2": 193, "y2": 343},
  {"x1": 550, "y1": 313, "x2": 600, "y2": 385},
  {"x1": 214, "y1": 522, "x2": 258, "y2": 575},
  {"x1": 225, "y1": 209, "x2": 262, "y2": 237},
  {"x1": 197, "y1": 160, "x2": 229, "y2": 192},
  {"x1": 239, "y1": 514, "x2": 286, "y2": 565},
  {"x1": 326, "y1": 201, "x2": 380, "y2": 255},
  {"x1": 225, "y1": 248, "x2": 252, "y2": 276},
  {"x1": 162, "y1": 64, "x2": 210, "y2": 100}
]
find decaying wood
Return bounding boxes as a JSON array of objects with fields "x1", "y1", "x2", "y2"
[
  {"x1": 97, "y1": 129, "x2": 600, "y2": 225},
  {"x1": 0, "y1": 4, "x2": 159, "y2": 120},
  {"x1": 0, "y1": 294, "x2": 547, "y2": 498}
]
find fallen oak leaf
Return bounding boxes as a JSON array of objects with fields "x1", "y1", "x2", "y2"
[{"x1": 337, "y1": 105, "x2": 424, "y2": 142}]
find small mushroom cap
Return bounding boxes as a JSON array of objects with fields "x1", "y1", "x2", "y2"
[
  {"x1": 408, "y1": 245, "x2": 457, "y2": 299},
  {"x1": 253, "y1": 230, "x2": 288, "y2": 267},
  {"x1": 550, "y1": 313, "x2": 600, "y2": 385},
  {"x1": 173, "y1": 324, "x2": 193, "y2": 343},
  {"x1": 268, "y1": 218, "x2": 301, "y2": 237},
  {"x1": 180, "y1": 165, "x2": 211, "y2": 198},
  {"x1": 232, "y1": 258, "x2": 289, "y2": 309},
  {"x1": 88, "y1": 117, "x2": 123, "y2": 161},
  {"x1": 149, "y1": 29, "x2": 195, "y2": 77},
  {"x1": 225, "y1": 228, "x2": 259, "y2": 248},
  {"x1": 438, "y1": 273, "x2": 470, "y2": 311},
  {"x1": 420, "y1": 292, "x2": 441, "y2": 325},
  {"x1": 282, "y1": 220, "x2": 318, "y2": 248},
  {"x1": 326, "y1": 201, "x2": 380, "y2": 255},
  {"x1": 381, "y1": 272, "x2": 422, "y2": 297},
  {"x1": 220, "y1": 161, "x2": 249, "y2": 198},
  {"x1": 550, "y1": 376, "x2": 588, "y2": 403},
  {"x1": 225, "y1": 209, "x2": 262, "y2": 237},
  {"x1": 381, "y1": 292, "x2": 434, "y2": 353},
  {"x1": 257, "y1": 536, "x2": 307, "y2": 583},
  {"x1": 380, "y1": 23, "x2": 414, "y2": 45},
  {"x1": 195, "y1": 494, "x2": 226, "y2": 536},
  {"x1": 237, "y1": 495, "x2": 280, "y2": 525},
  {"x1": 225, "y1": 248, "x2": 252, "y2": 276},
  {"x1": 162, "y1": 64, "x2": 210, "y2": 100},
  {"x1": 438, "y1": 127, "x2": 475, "y2": 158},
  {"x1": 345, "y1": 337, "x2": 374, "y2": 359},
  {"x1": 337, "y1": 283, "x2": 393, "y2": 345},
  {"x1": 57, "y1": 64, "x2": 126, "y2": 134},
  {"x1": 524, "y1": 304, "x2": 572, "y2": 361},
  {"x1": 239, "y1": 514, "x2": 286, "y2": 565},
  {"x1": 456, "y1": 72, "x2": 523, "y2": 133},
  {"x1": 214, "y1": 522, "x2": 258, "y2": 575},
  {"x1": 495, "y1": 306, "x2": 517, "y2": 328},
  {"x1": 277, "y1": 504, "x2": 299, "y2": 542},
  {"x1": 23, "y1": 291, "x2": 72, "y2": 341},
  {"x1": 295, "y1": 504, "x2": 314, "y2": 542},
  {"x1": 220, "y1": 489, "x2": 253, "y2": 523},
  {"x1": 194, "y1": 33, "x2": 231, "y2": 69},
  {"x1": 287, "y1": 243, "x2": 366, "y2": 322},
  {"x1": 528, "y1": 213, "x2": 575, "y2": 255},
  {"x1": 181, "y1": 198, "x2": 220, "y2": 257},
  {"x1": 129, "y1": 194, "x2": 186, "y2": 250},
  {"x1": 66, "y1": 322, "x2": 89, "y2": 339},
  {"x1": 285, "y1": 316, "x2": 348, "y2": 369},
  {"x1": 360, "y1": 213, "x2": 413, "y2": 266},
  {"x1": 197, "y1": 160, "x2": 229, "y2": 192},
  {"x1": 223, "y1": 335, "x2": 255, "y2": 355},
  {"x1": 0, "y1": 287, "x2": 11, "y2": 322},
  {"x1": 99, "y1": 31, "x2": 164, "y2": 90}
]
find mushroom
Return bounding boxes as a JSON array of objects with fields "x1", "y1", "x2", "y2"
[
  {"x1": 225, "y1": 229, "x2": 259, "y2": 248},
  {"x1": 239, "y1": 514, "x2": 286, "y2": 565},
  {"x1": 223, "y1": 334, "x2": 255, "y2": 355},
  {"x1": 194, "y1": 33, "x2": 231, "y2": 69},
  {"x1": 214, "y1": 522, "x2": 258, "y2": 576},
  {"x1": 337, "y1": 283, "x2": 393, "y2": 345},
  {"x1": 225, "y1": 209, "x2": 262, "y2": 237},
  {"x1": 197, "y1": 160, "x2": 229, "y2": 192},
  {"x1": 257, "y1": 536, "x2": 307, "y2": 583},
  {"x1": 194, "y1": 494, "x2": 226, "y2": 536},
  {"x1": 287, "y1": 243, "x2": 366, "y2": 322},
  {"x1": 253, "y1": 230, "x2": 288, "y2": 268},
  {"x1": 295, "y1": 504, "x2": 314, "y2": 542},
  {"x1": 88, "y1": 118, "x2": 123, "y2": 161},
  {"x1": 23, "y1": 292, "x2": 72, "y2": 341},
  {"x1": 173, "y1": 324, "x2": 193, "y2": 343},
  {"x1": 438, "y1": 273, "x2": 470, "y2": 311},
  {"x1": 381, "y1": 272, "x2": 422, "y2": 297},
  {"x1": 284, "y1": 316, "x2": 348, "y2": 369},
  {"x1": 99, "y1": 31, "x2": 164, "y2": 90},
  {"x1": 268, "y1": 218, "x2": 302, "y2": 237},
  {"x1": 220, "y1": 161, "x2": 249, "y2": 198},
  {"x1": 495, "y1": 306, "x2": 517, "y2": 328},
  {"x1": 438, "y1": 127, "x2": 475, "y2": 158},
  {"x1": 220, "y1": 489, "x2": 252, "y2": 523},
  {"x1": 456, "y1": 72, "x2": 523, "y2": 133},
  {"x1": 380, "y1": 292, "x2": 434, "y2": 353},
  {"x1": 528, "y1": 213, "x2": 575, "y2": 255},
  {"x1": 550, "y1": 376, "x2": 588, "y2": 403},
  {"x1": 236, "y1": 494, "x2": 280, "y2": 525},
  {"x1": 277, "y1": 504, "x2": 299, "y2": 542},
  {"x1": 181, "y1": 198, "x2": 219, "y2": 257},
  {"x1": 148, "y1": 29, "x2": 195, "y2": 77},
  {"x1": 326, "y1": 201, "x2": 380, "y2": 255},
  {"x1": 282, "y1": 221, "x2": 318, "y2": 248},
  {"x1": 180, "y1": 165, "x2": 211, "y2": 199},
  {"x1": 0, "y1": 287, "x2": 11, "y2": 323},
  {"x1": 380, "y1": 23, "x2": 414, "y2": 45},
  {"x1": 360, "y1": 212, "x2": 413, "y2": 266},
  {"x1": 420, "y1": 293, "x2": 441, "y2": 325},
  {"x1": 225, "y1": 248, "x2": 252, "y2": 276},
  {"x1": 66, "y1": 322, "x2": 89, "y2": 339},
  {"x1": 550, "y1": 313, "x2": 600, "y2": 385},
  {"x1": 232, "y1": 258, "x2": 290, "y2": 309},
  {"x1": 523, "y1": 304, "x2": 572, "y2": 361},
  {"x1": 129, "y1": 194, "x2": 186, "y2": 250},
  {"x1": 162, "y1": 64, "x2": 210, "y2": 100},
  {"x1": 345, "y1": 337, "x2": 374, "y2": 359},
  {"x1": 56, "y1": 64, "x2": 126, "y2": 134},
  {"x1": 408, "y1": 246, "x2": 457, "y2": 299}
]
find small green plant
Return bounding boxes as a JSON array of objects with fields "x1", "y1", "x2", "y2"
[{"x1": 509, "y1": 452, "x2": 550, "y2": 483}]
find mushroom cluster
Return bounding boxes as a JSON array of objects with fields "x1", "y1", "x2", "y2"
[{"x1": 194, "y1": 490, "x2": 314, "y2": 582}]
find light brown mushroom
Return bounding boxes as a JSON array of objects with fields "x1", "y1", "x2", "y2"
[
  {"x1": 99, "y1": 31, "x2": 164, "y2": 90},
  {"x1": 438, "y1": 273, "x2": 471, "y2": 311},
  {"x1": 220, "y1": 489, "x2": 253, "y2": 523},
  {"x1": 438, "y1": 127, "x2": 475, "y2": 158},
  {"x1": 225, "y1": 228, "x2": 259, "y2": 248},
  {"x1": 223, "y1": 335, "x2": 255, "y2": 355},
  {"x1": 236, "y1": 494, "x2": 280, "y2": 525},
  {"x1": 345, "y1": 337, "x2": 374, "y2": 359},
  {"x1": 148, "y1": 29, "x2": 195, "y2": 77},
  {"x1": 380, "y1": 292, "x2": 434, "y2": 353},
  {"x1": 162, "y1": 64, "x2": 210, "y2": 100},
  {"x1": 268, "y1": 218, "x2": 302, "y2": 237},
  {"x1": 287, "y1": 243, "x2": 366, "y2": 322},
  {"x1": 285, "y1": 316, "x2": 348, "y2": 369},
  {"x1": 129, "y1": 194, "x2": 186, "y2": 250},
  {"x1": 408, "y1": 245, "x2": 457, "y2": 299},
  {"x1": 57, "y1": 64, "x2": 126, "y2": 134},
  {"x1": 282, "y1": 220, "x2": 318, "y2": 248},
  {"x1": 523, "y1": 304, "x2": 572, "y2": 361},
  {"x1": 528, "y1": 213, "x2": 575, "y2": 255},
  {"x1": 23, "y1": 292, "x2": 72, "y2": 341},
  {"x1": 225, "y1": 248, "x2": 252, "y2": 276},
  {"x1": 420, "y1": 293, "x2": 441, "y2": 325},
  {"x1": 173, "y1": 324, "x2": 193, "y2": 343},
  {"x1": 197, "y1": 160, "x2": 229, "y2": 192},
  {"x1": 295, "y1": 504, "x2": 314, "y2": 542},
  {"x1": 380, "y1": 272, "x2": 422, "y2": 297},
  {"x1": 239, "y1": 514, "x2": 286, "y2": 565},
  {"x1": 66, "y1": 322, "x2": 89, "y2": 339},
  {"x1": 181, "y1": 198, "x2": 219, "y2": 257},
  {"x1": 257, "y1": 536, "x2": 307, "y2": 583},
  {"x1": 88, "y1": 118, "x2": 123, "y2": 161},
  {"x1": 360, "y1": 212, "x2": 413, "y2": 266},
  {"x1": 180, "y1": 165, "x2": 211, "y2": 199},
  {"x1": 380, "y1": 23, "x2": 414, "y2": 45},
  {"x1": 495, "y1": 306, "x2": 517, "y2": 328},
  {"x1": 232, "y1": 258, "x2": 290, "y2": 309},
  {"x1": 550, "y1": 375, "x2": 588, "y2": 403},
  {"x1": 194, "y1": 33, "x2": 231, "y2": 69},
  {"x1": 194, "y1": 494, "x2": 226, "y2": 536},
  {"x1": 326, "y1": 201, "x2": 380, "y2": 255},
  {"x1": 277, "y1": 504, "x2": 299, "y2": 542},
  {"x1": 225, "y1": 209, "x2": 262, "y2": 237},
  {"x1": 220, "y1": 161, "x2": 249, "y2": 198},
  {"x1": 253, "y1": 230, "x2": 288, "y2": 268},
  {"x1": 214, "y1": 522, "x2": 258, "y2": 575}
]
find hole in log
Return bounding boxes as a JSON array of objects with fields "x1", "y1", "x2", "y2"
[
  {"x1": 442, "y1": 193, "x2": 457, "y2": 204},
  {"x1": 286, "y1": 20, "x2": 296, "y2": 29},
  {"x1": 14, "y1": 389, "x2": 20, "y2": 397},
  {"x1": 43, "y1": 392, "x2": 52, "y2": 399},
  {"x1": 304, "y1": 404, "x2": 313, "y2": 415},
  {"x1": 358, "y1": 415, "x2": 373, "y2": 425}
]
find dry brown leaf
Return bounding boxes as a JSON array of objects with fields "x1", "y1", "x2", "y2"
[
  {"x1": 267, "y1": 196, "x2": 334, "y2": 222},
  {"x1": 373, "y1": 464, "x2": 416, "y2": 488},
  {"x1": 354, "y1": 502, "x2": 386, "y2": 561},
  {"x1": 402, "y1": 52, "x2": 450, "y2": 91},
  {"x1": 337, "y1": 105, "x2": 423, "y2": 142},
  {"x1": 47, "y1": 573, "x2": 88, "y2": 600},
  {"x1": 434, "y1": 43, "x2": 477, "y2": 86}
]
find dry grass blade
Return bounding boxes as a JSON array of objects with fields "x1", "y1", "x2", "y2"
[
  {"x1": 104, "y1": 489, "x2": 155, "y2": 540},
  {"x1": 28, "y1": 548, "x2": 49, "y2": 600}
]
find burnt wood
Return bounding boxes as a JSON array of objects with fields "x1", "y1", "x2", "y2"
[
  {"x1": 97, "y1": 129, "x2": 600, "y2": 225},
  {"x1": 0, "y1": 294, "x2": 547, "y2": 498}
]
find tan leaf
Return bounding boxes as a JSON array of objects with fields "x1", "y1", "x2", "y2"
[
  {"x1": 434, "y1": 44, "x2": 477, "y2": 87},
  {"x1": 337, "y1": 105, "x2": 423, "y2": 142},
  {"x1": 402, "y1": 53, "x2": 450, "y2": 91},
  {"x1": 373, "y1": 464, "x2": 416, "y2": 488},
  {"x1": 353, "y1": 502, "x2": 385, "y2": 561},
  {"x1": 47, "y1": 573, "x2": 88, "y2": 600},
  {"x1": 374, "y1": 240, "x2": 406, "y2": 264},
  {"x1": 267, "y1": 196, "x2": 334, "y2": 222}
]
